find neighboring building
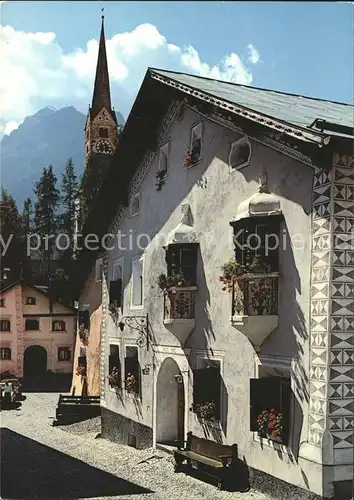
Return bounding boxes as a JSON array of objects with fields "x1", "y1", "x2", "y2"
[
  {"x1": 82, "y1": 69, "x2": 353, "y2": 499},
  {"x1": 0, "y1": 281, "x2": 76, "y2": 378},
  {"x1": 71, "y1": 16, "x2": 119, "y2": 396}
]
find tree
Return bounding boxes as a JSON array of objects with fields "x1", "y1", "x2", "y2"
[
  {"x1": 0, "y1": 188, "x2": 25, "y2": 281},
  {"x1": 34, "y1": 165, "x2": 60, "y2": 262},
  {"x1": 22, "y1": 197, "x2": 34, "y2": 234},
  {"x1": 59, "y1": 158, "x2": 78, "y2": 260}
]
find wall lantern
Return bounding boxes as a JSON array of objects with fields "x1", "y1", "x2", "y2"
[{"x1": 142, "y1": 363, "x2": 155, "y2": 376}]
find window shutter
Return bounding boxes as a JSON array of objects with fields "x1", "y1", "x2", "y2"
[
  {"x1": 250, "y1": 378, "x2": 278, "y2": 431},
  {"x1": 250, "y1": 377, "x2": 291, "y2": 440},
  {"x1": 78, "y1": 356, "x2": 87, "y2": 366},
  {"x1": 110, "y1": 279, "x2": 122, "y2": 307},
  {"x1": 180, "y1": 245, "x2": 198, "y2": 285},
  {"x1": 203, "y1": 367, "x2": 221, "y2": 418},
  {"x1": 125, "y1": 356, "x2": 137, "y2": 378},
  {"x1": 193, "y1": 368, "x2": 217, "y2": 405},
  {"x1": 79, "y1": 310, "x2": 90, "y2": 328},
  {"x1": 280, "y1": 379, "x2": 291, "y2": 445}
]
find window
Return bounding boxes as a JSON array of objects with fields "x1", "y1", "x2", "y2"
[
  {"x1": 131, "y1": 256, "x2": 143, "y2": 307},
  {"x1": 0, "y1": 320, "x2": 10, "y2": 332},
  {"x1": 99, "y1": 127, "x2": 108, "y2": 138},
  {"x1": 109, "y1": 344, "x2": 121, "y2": 388},
  {"x1": 229, "y1": 136, "x2": 251, "y2": 170},
  {"x1": 193, "y1": 359, "x2": 221, "y2": 420},
  {"x1": 124, "y1": 346, "x2": 140, "y2": 396},
  {"x1": 158, "y1": 142, "x2": 169, "y2": 176},
  {"x1": 250, "y1": 377, "x2": 291, "y2": 445},
  {"x1": 0, "y1": 348, "x2": 11, "y2": 360},
  {"x1": 25, "y1": 319, "x2": 39, "y2": 331},
  {"x1": 95, "y1": 257, "x2": 103, "y2": 282},
  {"x1": 233, "y1": 216, "x2": 280, "y2": 273},
  {"x1": 78, "y1": 309, "x2": 90, "y2": 330},
  {"x1": 52, "y1": 320, "x2": 66, "y2": 331},
  {"x1": 190, "y1": 121, "x2": 202, "y2": 163},
  {"x1": 110, "y1": 260, "x2": 123, "y2": 309},
  {"x1": 129, "y1": 193, "x2": 140, "y2": 217},
  {"x1": 166, "y1": 244, "x2": 198, "y2": 285},
  {"x1": 0, "y1": 298, "x2": 4, "y2": 307},
  {"x1": 58, "y1": 347, "x2": 71, "y2": 361},
  {"x1": 26, "y1": 297, "x2": 36, "y2": 305}
]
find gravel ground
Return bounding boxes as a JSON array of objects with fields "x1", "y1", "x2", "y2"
[{"x1": 1, "y1": 392, "x2": 270, "y2": 500}]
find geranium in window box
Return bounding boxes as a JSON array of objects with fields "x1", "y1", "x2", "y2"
[
  {"x1": 183, "y1": 148, "x2": 199, "y2": 168},
  {"x1": 76, "y1": 364, "x2": 86, "y2": 377},
  {"x1": 157, "y1": 273, "x2": 190, "y2": 294},
  {"x1": 124, "y1": 373, "x2": 137, "y2": 394},
  {"x1": 220, "y1": 259, "x2": 247, "y2": 292},
  {"x1": 257, "y1": 408, "x2": 284, "y2": 443},
  {"x1": 109, "y1": 301, "x2": 120, "y2": 324},
  {"x1": 78, "y1": 323, "x2": 89, "y2": 345},
  {"x1": 192, "y1": 400, "x2": 217, "y2": 420},
  {"x1": 108, "y1": 367, "x2": 121, "y2": 389},
  {"x1": 155, "y1": 170, "x2": 167, "y2": 191}
]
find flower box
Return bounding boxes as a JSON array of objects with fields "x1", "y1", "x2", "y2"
[
  {"x1": 124, "y1": 373, "x2": 138, "y2": 394},
  {"x1": 108, "y1": 367, "x2": 121, "y2": 389},
  {"x1": 257, "y1": 408, "x2": 284, "y2": 443},
  {"x1": 192, "y1": 401, "x2": 217, "y2": 421},
  {"x1": 76, "y1": 365, "x2": 86, "y2": 377}
]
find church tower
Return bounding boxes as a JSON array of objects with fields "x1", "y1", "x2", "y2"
[{"x1": 84, "y1": 15, "x2": 119, "y2": 168}]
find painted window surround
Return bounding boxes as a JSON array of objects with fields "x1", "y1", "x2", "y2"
[
  {"x1": 253, "y1": 354, "x2": 298, "y2": 456},
  {"x1": 195, "y1": 349, "x2": 225, "y2": 428}
]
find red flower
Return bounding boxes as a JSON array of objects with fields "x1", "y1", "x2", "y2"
[{"x1": 271, "y1": 430, "x2": 278, "y2": 437}]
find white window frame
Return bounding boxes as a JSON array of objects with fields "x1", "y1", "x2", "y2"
[
  {"x1": 95, "y1": 257, "x2": 103, "y2": 282},
  {"x1": 129, "y1": 192, "x2": 140, "y2": 217},
  {"x1": 195, "y1": 349, "x2": 225, "y2": 428},
  {"x1": 158, "y1": 141, "x2": 169, "y2": 177},
  {"x1": 253, "y1": 354, "x2": 297, "y2": 456},
  {"x1": 58, "y1": 346, "x2": 72, "y2": 362},
  {"x1": 229, "y1": 135, "x2": 251, "y2": 172},
  {"x1": 124, "y1": 343, "x2": 141, "y2": 400},
  {"x1": 189, "y1": 120, "x2": 203, "y2": 164},
  {"x1": 131, "y1": 255, "x2": 144, "y2": 309}
]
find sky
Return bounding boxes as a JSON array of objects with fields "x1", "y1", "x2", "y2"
[{"x1": 0, "y1": 1, "x2": 353, "y2": 137}]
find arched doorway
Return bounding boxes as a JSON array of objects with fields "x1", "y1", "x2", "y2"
[
  {"x1": 156, "y1": 357, "x2": 185, "y2": 445},
  {"x1": 24, "y1": 345, "x2": 47, "y2": 379}
]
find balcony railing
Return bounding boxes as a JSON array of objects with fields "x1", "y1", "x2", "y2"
[
  {"x1": 232, "y1": 274, "x2": 279, "y2": 317},
  {"x1": 164, "y1": 287, "x2": 197, "y2": 320}
]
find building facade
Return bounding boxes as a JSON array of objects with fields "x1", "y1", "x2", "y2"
[
  {"x1": 95, "y1": 70, "x2": 353, "y2": 499},
  {"x1": 0, "y1": 282, "x2": 76, "y2": 378}
]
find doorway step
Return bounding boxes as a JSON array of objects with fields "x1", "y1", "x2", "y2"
[{"x1": 156, "y1": 442, "x2": 175, "y2": 455}]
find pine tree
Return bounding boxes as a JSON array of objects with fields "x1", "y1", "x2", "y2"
[
  {"x1": 34, "y1": 165, "x2": 60, "y2": 262},
  {"x1": 59, "y1": 158, "x2": 78, "y2": 260},
  {"x1": 22, "y1": 197, "x2": 34, "y2": 234},
  {"x1": 0, "y1": 188, "x2": 25, "y2": 281}
]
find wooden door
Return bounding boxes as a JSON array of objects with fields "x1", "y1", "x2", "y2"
[{"x1": 177, "y1": 381, "x2": 185, "y2": 441}]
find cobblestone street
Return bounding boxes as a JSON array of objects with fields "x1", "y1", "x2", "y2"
[{"x1": 0, "y1": 393, "x2": 270, "y2": 500}]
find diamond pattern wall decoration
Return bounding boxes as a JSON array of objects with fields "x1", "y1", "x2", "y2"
[{"x1": 309, "y1": 155, "x2": 354, "y2": 452}]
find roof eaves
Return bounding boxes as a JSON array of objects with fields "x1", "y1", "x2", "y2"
[{"x1": 149, "y1": 70, "x2": 330, "y2": 147}]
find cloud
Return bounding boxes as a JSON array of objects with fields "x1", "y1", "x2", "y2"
[
  {"x1": 0, "y1": 23, "x2": 260, "y2": 135},
  {"x1": 0, "y1": 121, "x2": 22, "y2": 135},
  {"x1": 247, "y1": 44, "x2": 260, "y2": 65}
]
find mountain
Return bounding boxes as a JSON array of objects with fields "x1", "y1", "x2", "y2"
[{"x1": 0, "y1": 106, "x2": 125, "y2": 207}]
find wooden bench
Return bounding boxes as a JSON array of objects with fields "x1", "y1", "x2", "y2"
[
  {"x1": 174, "y1": 431, "x2": 239, "y2": 490},
  {"x1": 54, "y1": 395, "x2": 101, "y2": 425}
]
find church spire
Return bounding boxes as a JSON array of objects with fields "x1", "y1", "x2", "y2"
[{"x1": 91, "y1": 14, "x2": 112, "y2": 117}]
